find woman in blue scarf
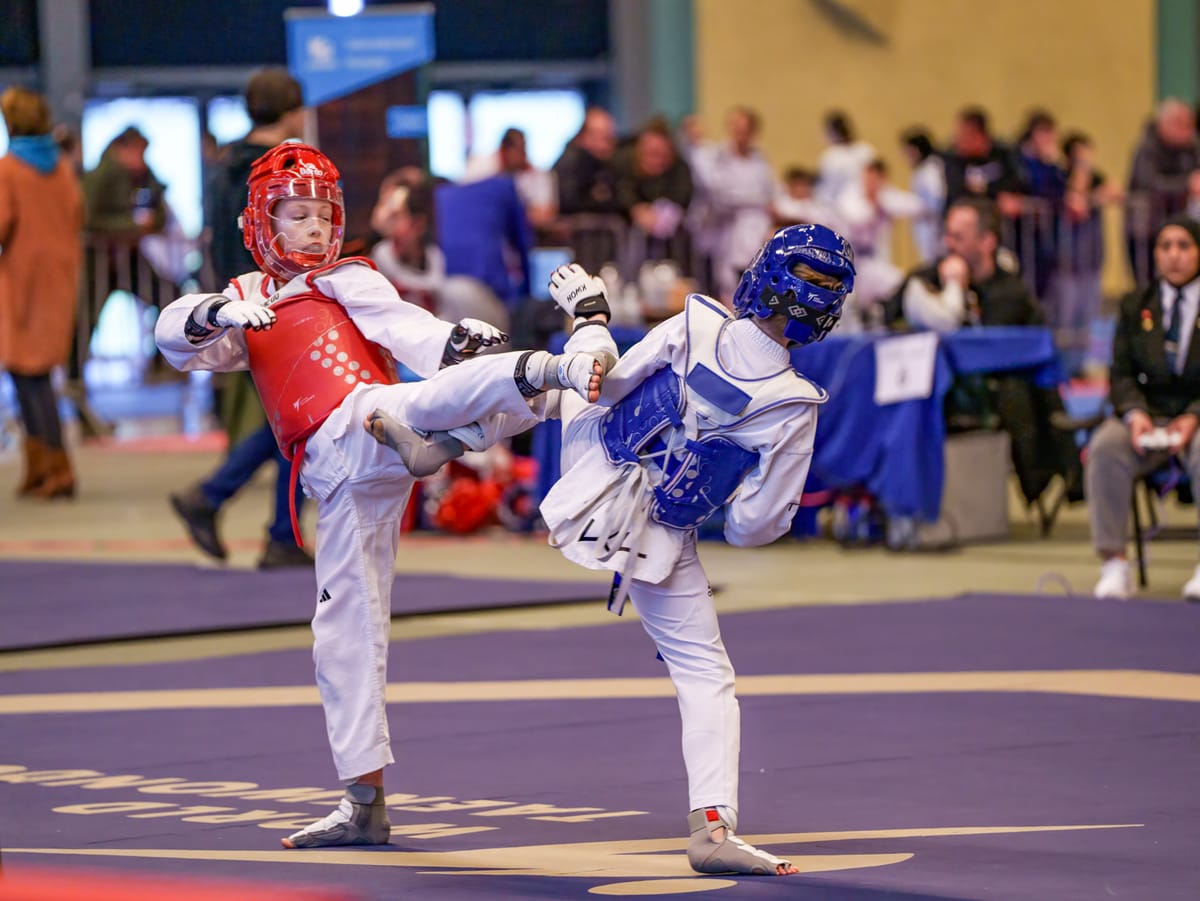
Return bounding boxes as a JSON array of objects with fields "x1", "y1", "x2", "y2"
[{"x1": 0, "y1": 86, "x2": 84, "y2": 498}]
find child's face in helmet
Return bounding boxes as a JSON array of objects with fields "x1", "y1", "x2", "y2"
[{"x1": 271, "y1": 196, "x2": 334, "y2": 257}]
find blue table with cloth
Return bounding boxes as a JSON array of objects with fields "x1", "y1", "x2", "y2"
[{"x1": 530, "y1": 325, "x2": 1061, "y2": 525}]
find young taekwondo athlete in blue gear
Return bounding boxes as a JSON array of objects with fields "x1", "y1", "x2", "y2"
[
  {"x1": 732, "y1": 221, "x2": 855, "y2": 345},
  {"x1": 364, "y1": 223, "x2": 856, "y2": 877}
]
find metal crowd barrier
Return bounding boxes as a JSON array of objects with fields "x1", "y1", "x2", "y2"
[
  {"x1": 558, "y1": 212, "x2": 706, "y2": 301},
  {"x1": 557, "y1": 213, "x2": 628, "y2": 279},
  {"x1": 1123, "y1": 189, "x2": 1191, "y2": 287},
  {"x1": 550, "y1": 189, "x2": 1195, "y2": 367},
  {"x1": 68, "y1": 233, "x2": 203, "y2": 434}
]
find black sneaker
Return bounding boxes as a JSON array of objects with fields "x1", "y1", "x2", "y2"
[
  {"x1": 169, "y1": 488, "x2": 227, "y2": 561},
  {"x1": 258, "y1": 539, "x2": 315, "y2": 569}
]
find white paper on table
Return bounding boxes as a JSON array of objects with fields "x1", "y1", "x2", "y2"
[{"x1": 873, "y1": 331, "x2": 939, "y2": 405}]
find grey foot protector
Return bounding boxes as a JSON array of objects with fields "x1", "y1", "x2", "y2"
[
  {"x1": 686, "y1": 807, "x2": 791, "y2": 875},
  {"x1": 285, "y1": 783, "x2": 391, "y2": 848},
  {"x1": 366, "y1": 410, "x2": 465, "y2": 477}
]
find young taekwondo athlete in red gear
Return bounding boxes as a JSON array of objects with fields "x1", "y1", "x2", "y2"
[{"x1": 155, "y1": 143, "x2": 605, "y2": 849}]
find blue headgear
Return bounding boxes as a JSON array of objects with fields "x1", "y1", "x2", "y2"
[{"x1": 731, "y1": 224, "x2": 856, "y2": 346}]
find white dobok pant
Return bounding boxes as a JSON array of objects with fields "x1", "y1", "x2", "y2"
[
  {"x1": 299, "y1": 352, "x2": 543, "y2": 782},
  {"x1": 558, "y1": 328, "x2": 742, "y2": 820}
]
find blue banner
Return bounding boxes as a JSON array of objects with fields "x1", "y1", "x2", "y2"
[
  {"x1": 385, "y1": 105, "x2": 428, "y2": 138},
  {"x1": 286, "y1": 7, "x2": 435, "y2": 106}
]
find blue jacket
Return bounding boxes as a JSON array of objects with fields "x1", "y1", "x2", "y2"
[{"x1": 435, "y1": 175, "x2": 531, "y2": 305}]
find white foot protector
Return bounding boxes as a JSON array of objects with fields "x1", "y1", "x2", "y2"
[
  {"x1": 686, "y1": 807, "x2": 792, "y2": 876},
  {"x1": 543, "y1": 352, "x2": 605, "y2": 402},
  {"x1": 282, "y1": 783, "x2": 390, "y2": 849}
]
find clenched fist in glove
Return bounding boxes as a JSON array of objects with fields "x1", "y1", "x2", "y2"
[
  {"x1": 442, "y1": 317, "x2": 509, "y2": 365},
  {"x1": 548, "y1": 263, "x2": 610, "y2": 321},
  {"x1": 200, "y1": 298, "x2": 278, "y2": 332}
]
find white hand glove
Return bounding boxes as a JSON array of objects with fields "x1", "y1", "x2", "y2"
[
  {"x1": 445, "y1": 317, "x2": 509, "y2": 362},
  {"x1": 548, "y1": 264, "x2": 610, "y2": 319},
  {"x1": 208, "y1": 299, "x2": 277, "y2": 332}
]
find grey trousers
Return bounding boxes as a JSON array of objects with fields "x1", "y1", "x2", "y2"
[{"x1": 1084, "y1": 417, "x2": 1200, "y2": 556}]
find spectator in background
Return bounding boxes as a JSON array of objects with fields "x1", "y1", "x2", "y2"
[
  {"x1": 616, "y1": 117, "x2": 694, "y2": 271},
  {"x1": 942, "y1": 106, "x2": 1026, "y2": 218},
  {"x1": 1126, "y1": 98, "x2": 1200, "y2": 282},
  {"x1": 52, "y1": 124, "x2": 83, "y2": 175},
  {"x1": 82, "y1": 126, "x2": 172, "y2": 312},
  {"x1": 83, "y1": 126, "x2": 167, "y2": 238},
  {"x1": 774, "y1": 166, "x2": 843, "y2": 232},
  {"x1": 553, "y1": 107, "x2": 622, "y2": 274},
  {"x1": 0, "y1": 86, "x2": 84, "y2": 500},
  {"x1": 435, "y1": 174, "x2": 532, "y2": 311},
  {"x1": 815, "y1": 110, "x2": 874, "y2": 207},
  {"x1": 1087, "y1": 216, "x2": 1200, "y2": 600},
  {"x1": 1015, "y1": 109, "x2": 1067, "y2": 299},
  {"x1": 369, "y1": 176, "x2": 445, "y2": 311},
  {"x1": 1186, "y1": 169, "x2": 1200, "y2": 222},
  {"x1": 1056, "y1": 132, "x2": 1116, "y2": 375},
  {"x1": 835, "y1": 158, "x2": 923, "y2": 329},
  {"x1": 169, "y1": 65, "x2": 314, "y2": 570},
  {"x1": 464, "y1": 127, "x2": 557, "y2": 230},
  {"x1": 553, "y1": 106, "x2": 620, "y2": 216},
  {"x1": 888, "y1": 197, "x2": 1078, "y2": 509},
  {"x1": 892, "y1": 198, "x2": 1037, "y2": 331},
  {"x1": 688, "y1": 106, "x2": 776, "y2": 301},
  {"x1": 900, "y1": 128, "x2": 946, "y2": 264}
]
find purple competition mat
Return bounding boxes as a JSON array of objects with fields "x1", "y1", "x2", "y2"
[
  {"x1": 1, "y1": 594, "x2": 1198, "y2": 899},
  {"x1": 0, "y1": 558, "x2": 607, "y2": 650}
]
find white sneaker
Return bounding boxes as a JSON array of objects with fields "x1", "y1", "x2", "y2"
[
  {"x1": 1093, "y1": 558, "x2": 1132, "y2": 600},
  {"x1": 1182, "y1": 565, "x2": 1200, "y2": 603}
]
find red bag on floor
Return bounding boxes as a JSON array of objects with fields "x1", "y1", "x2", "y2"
[{"x1": 431, "y1": 475, "x2": 503, "y2": 534}]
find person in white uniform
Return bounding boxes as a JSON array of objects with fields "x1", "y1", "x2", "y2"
[
  {"x1": 154, "y1": 142, "x2": 604, "y2": 850},
  {"x1": 367, "y1": 223, "x2": 857, "y2": 877}
]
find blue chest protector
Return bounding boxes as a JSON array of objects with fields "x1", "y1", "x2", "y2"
[{"x1": 599, "y1": 294, "x2": 827, "y2": 531}]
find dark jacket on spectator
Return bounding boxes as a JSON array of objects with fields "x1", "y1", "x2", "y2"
[
  {"x1": 941, "y1": 143, "x2": 1027, "y2": 211},
  {"x1": 884, "y1": 259, "x2": 1043, "y2": 328},
  {"x1": 1127, "y1": 121, "x2": 1200, "y2": 198},
  {"x1": 886, "y1": 257, "x2": 1075, "y2": 504},
  {"x1": 82, "y1": 148, "x2": 167, "y2": 236},
  {"x1": 553, "y1": 144, "x2": 621, "y2": 216},
  {"x1": 614, "y1": 151, "x2": 694, "y2": 218},
  {"x1": 1110, "y1": 280, "x2": 1200, "y2": 421},
  {"x1": 205, "y1": 140, "x2": 272, "y2": 285}
]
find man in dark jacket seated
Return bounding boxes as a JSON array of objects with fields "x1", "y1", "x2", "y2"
[
  {"x1": 883, "y1": 196, "x2": 1082, "y2": 512},
  {"x1": 1088, "y1": 216, "x2": 1200, "y2": 600}
]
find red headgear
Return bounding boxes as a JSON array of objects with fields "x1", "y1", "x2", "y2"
[{"x1": 241, "y1": 142, "x2": 345, "y2": 282}]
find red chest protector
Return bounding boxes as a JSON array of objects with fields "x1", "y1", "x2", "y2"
[
  {"x1": 242, "y1": 268, "x2": 399, "y2": 548},
  {"x1": 243, "y1": 285, "x2": 399, "y2": 458}
]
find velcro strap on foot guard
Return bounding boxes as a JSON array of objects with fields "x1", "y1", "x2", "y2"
[
  {"x1": 513, "y1": 350, "x2": 541, "y2": 399},
  {"x1": 686, "y1": 808, "x2": 791, "y2": 876}
]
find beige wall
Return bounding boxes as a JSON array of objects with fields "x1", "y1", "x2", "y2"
[{"x1": 694, "y1": 0, "x2": 1156, "y2": 293}]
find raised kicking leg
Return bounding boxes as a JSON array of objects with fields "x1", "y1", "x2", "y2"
[{"x1": 364, "y1": 348, "x2": 604, "y2": 476}]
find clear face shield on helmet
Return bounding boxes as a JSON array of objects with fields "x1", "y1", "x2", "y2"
[
  {"x1": 260, "y1": 180, "x2": 344, "y2": 280},
  {"x1": 243, "y1": 144, "x2": 348, "y2": 283}
]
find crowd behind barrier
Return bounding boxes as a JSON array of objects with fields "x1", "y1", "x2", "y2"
[{"x1": 51, "y1": 101, "x2": 1200, "y2": 490}]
